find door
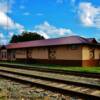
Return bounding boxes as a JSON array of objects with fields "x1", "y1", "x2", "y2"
[
  {"x1": 27, "y1": 49, "x2": 32, "y2": 59},
  {"x1": 48, "y1": 47, "x2": 56, "y2": 60}
]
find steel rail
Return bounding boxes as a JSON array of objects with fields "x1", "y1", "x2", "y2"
[
  {"x1": 0, "y1": 70, "x2": 99, "y2": 100},
  {"x1": 0, "y1": 63, "x2": 100, "y2": 78}
]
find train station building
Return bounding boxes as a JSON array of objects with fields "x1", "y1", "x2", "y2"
[{"x1": 0, "y1": 36, "x2": 100, "y2": 67}]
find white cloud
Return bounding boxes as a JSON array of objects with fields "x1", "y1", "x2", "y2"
[
  {"x1": 33, "y1": 21, "x2": 75, "y2": 38},
  {"x1": 0, "y1": 11, "x2": 24, "y2": 30},
  {"x1": 0, "y1": 32, "x2": 4, "y2": 38},
  {"x1": 0, "y1": 0, "x2": 24, "y2": 31},
  {"x1": 35, "y1": 31, "x2": 49, "y2": 39},
  {"x1": 0, "y1": 32, "x2": 15, "y2": 44},
  {"x1": 9, "y1": 32, "x2": 14, "y2": 37},
  {"x1": 78, "y1": 2, "x2": 100, "y2": 28},
  {"x1": 0, "y1": 32, "x2": 7, "y2": 45},
  {"x1": 0, "y1": 0, "x2": 14, "y2": 13},
  {"x1": 15, "y1": 23, "x2": 24, "y2": 30},
  {"x1": 0, "y1": 39, "x2": 8, "y2": 45},
  {"x1": 0, "y1": 0, "x2": 10, "y2": 13},
  {"x1": 0, "y1": 0, "x2": 24, "y2": 44}
]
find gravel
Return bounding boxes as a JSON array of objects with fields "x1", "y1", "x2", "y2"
[{"x1": 0, "y1": 77, "x2": 83, "y2": 100}]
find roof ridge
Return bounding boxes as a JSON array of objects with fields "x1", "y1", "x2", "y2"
[
  {"x1": 8, "y1": 35, "x2": 86, "y2": 44},
  {"x1": 5, "y1": 36, "x2": 97, "y2": 49}
]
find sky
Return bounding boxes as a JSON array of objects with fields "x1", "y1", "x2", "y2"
[{"x1": 0, "y1": 0, "x2": 100, "y2": 44}]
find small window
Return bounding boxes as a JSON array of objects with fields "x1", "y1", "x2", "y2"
[
  {"x1": 4, "y1": 52, "x2": 6, "y2": 58},
  {"x1": 12, "y1": 51, "x2": 15, "y2": 59},
  {"x1": 70, "y1": 45, "x2": 78, "y2": 50},
  {"x1": 1, "y1": 52, "x2": 6, "y2": 59},
  {"x1": 48, "y1": 48, "x2": 56, "y2": 60},
  {"x1": 90, "y1": 49, "x2": 95, "y2": 59},
  {"x1": 2, "y1": 53, "x2": 3, "y2": 58}
]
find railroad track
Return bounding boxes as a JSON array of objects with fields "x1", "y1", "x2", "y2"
[
  {"x1": 0, "y1": 66, "x2": 100, "y2": 99},
  {"x1": 0, "y1": 63, "x2": 100, "y2": 78}
]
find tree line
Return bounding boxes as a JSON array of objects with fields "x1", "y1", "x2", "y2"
[{"x1": 10, "y1": 31, "x2": 45, "y2": 43}]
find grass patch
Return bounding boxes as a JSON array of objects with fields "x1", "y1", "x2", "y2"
[
  {"x1": 48, "y1": 66, "x2": 100, "y2": 73},
  {"x1": 0, "y1": 61, "x2": 100, "y2": 73}
]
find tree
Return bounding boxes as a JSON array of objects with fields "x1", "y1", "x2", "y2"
[
  {"x1": 10, "y1": 31, "x2": 45, "y2": 43},
  {"x1": 10, "y1": 35, "x2": 18, "y2": 43}
]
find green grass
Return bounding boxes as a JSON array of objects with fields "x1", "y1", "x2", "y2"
[
  {"x1": 48, "y1": 66, "x2": 100, "y2": 73},
  {"x1": 0, "y1": 61, "x2": 100, "y2": 73}
]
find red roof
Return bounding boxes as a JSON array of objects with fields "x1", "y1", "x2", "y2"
[
  {"x1": 87, "y1": 38, "x2": 97, "y2": 43},
  {"x1": 6, "y1": 36, "x2": 98, "y2": 49}
]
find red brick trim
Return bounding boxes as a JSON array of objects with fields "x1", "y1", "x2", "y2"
[
  {"x1": 1, "y1": 58, "x2": 100, "y2": 67},
  {"x1": 15, "y1": 59, "x2": 82, "y2": 66},
  {"x1": 82, "y1": 60, "x2": 100, "y2": 67}
]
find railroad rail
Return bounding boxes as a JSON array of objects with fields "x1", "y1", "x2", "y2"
[
  {"x1": 0, "y1": 63, "x2": 100, "y2": 78},
  {"x1": 0, "y1": 65, "x2": 100, "y2": 99}
]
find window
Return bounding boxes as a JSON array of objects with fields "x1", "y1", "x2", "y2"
[
  {"x1": 1, "y1": 51, "x2": 7, "y2": 59},
  {"x1": 27, "y1": 49, "x2": 32, "y2": 59},
  {"x1": 48, "y1": 48, "x2": 56, "y2": 60},
  {"x1": 90, "y1": 48, "x2": 95, "y2": 59},
  {"x1": 4, "y1": 52, "x2": 6, "y2": 58},
  {"x1": 2, "y1": 52, "x2": 3, "y2": 58},
  {"x1": 12, "y1": 51, "x2": 15, "y2": 59},
  {"x1": 70, "y1": 45, "x2": 78, "y2": 50}
]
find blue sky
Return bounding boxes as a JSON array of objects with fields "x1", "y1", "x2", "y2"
[{"x1": 0, "y1": 0, "x2": 100, "y2": 44}]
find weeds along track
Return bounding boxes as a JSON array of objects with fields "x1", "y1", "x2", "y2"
[{"x1": 0, "y1": 65, "x2": 100, "y2": 99}]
